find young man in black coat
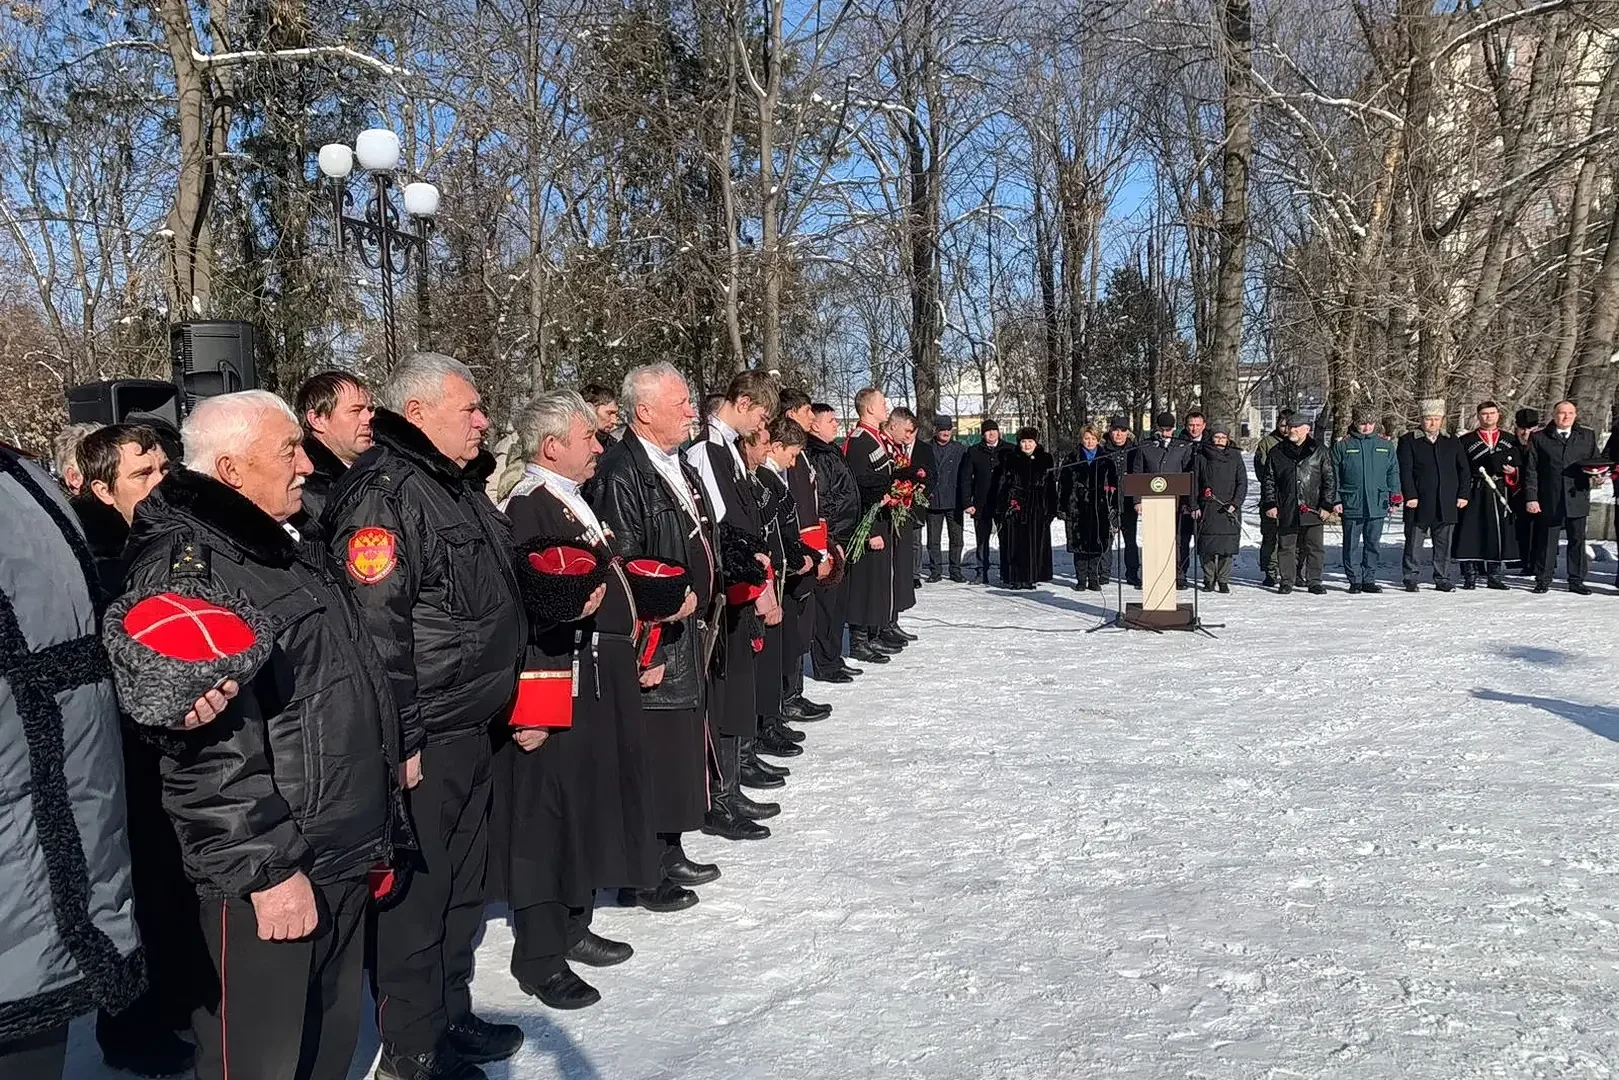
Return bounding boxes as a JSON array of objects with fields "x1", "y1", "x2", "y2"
[
  {"x1": 1396, "y1": 400, "x2": 1470, "y2": 591},
  {"x1": 1454, "y1": 401, "x2": 1521, "y2": 589},
  {"x1": 293, "y1": 371, "x2": 373, "y2": 527},
  {"x1": 1524, "y1": 399, "x2": 1600, "y2": 593},
  {"x1": 802, "y1": 404, "x2": 862, "y2": 682},
  {"x1": 962, "y1": 420, "x2": 1010, "y2": 584}
]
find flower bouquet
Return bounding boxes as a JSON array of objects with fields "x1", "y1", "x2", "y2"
[{"x1": 848, "y1": 453, "x2": 930, "y2": 564}]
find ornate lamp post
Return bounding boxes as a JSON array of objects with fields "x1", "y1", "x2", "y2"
[{"x1": 317, "y1": 129, "x2": 439, "y2": 370}]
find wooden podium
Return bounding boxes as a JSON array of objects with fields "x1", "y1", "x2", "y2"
[{"x1": 1121, "y1": 472, "x2": 1193, "y2": 630}]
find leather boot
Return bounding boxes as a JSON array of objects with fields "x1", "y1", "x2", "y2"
[
  {"x1": 733, "y1": 790, "x2": 780, "y2": 820},
  {"x1": 446, "y1": 1015, "x2": 524, "y2": 1065},
  {"x1": 764, "y1": 716, "x2": 805, "y2": 743},
  {"x1": 375, "y1": 1047, "x2": 486, "y2": 1080},
  {"x1": 702, "y1": 796, "x2": 771, "y2": 840},
  {"x1": 740, "y1": 755, "x2": 786, "y2": 789},
  {"x1": 626, "y1": 880, "x2": 699, "y2": 912},
  {"x1": 755, "y1": 725, "x2": 804, "y2": 758},
  {"x1": 520, "y1": 967, "x2": 601, "y2": 1010},
  {"x1": 781, "y1": 695, "x2": 830, "y2": 721},
  {"x1": 567, "y1": 931, "x2": 633, "y2": 968},
  {"x1": 664, "y1": 853, "x2": 721, "y2": 887},
  {"x1": 847, "y1": 629, "x2": 891, "y2": 663},
  {"x1": 746, "y1": 749, "x2": 789, "y2": 778},
  {"x1": 877, "y1": 628, "x2": 909, "y2": 649}
]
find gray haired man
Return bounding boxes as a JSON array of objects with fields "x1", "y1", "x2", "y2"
[{"x1": 325, "y1": 353, "x2": 527, "y2": 1080}]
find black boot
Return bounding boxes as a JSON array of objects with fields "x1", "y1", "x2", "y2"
[
  {"x1": 1216, "y1": 582, "x2": 1230, "y2": 594},
  {"x1": 809, "y1": 668, "x2": 854, "y2": 683},
  {"x1": 1307, "y1": 582, "x2": 1327, "y2": 595},
  {"x1": 521, "y1": 967, "x2": 601, "y2": 1010},
  {"x1": 733, "y1": 790, "x2": 781, "y2": 820},
  {"x1": 99, "y1": 1028, "x2": 195, "y2": 1079},
  {"x1": 445, "y1": 1014, "x2": 524, "y2": 1065},
  {"x1": 567, "y1": 931, "x2": 633, "y2": 968},
  {"x1": 848, "y1": 630, "x2": 891, "y2": 664},
  {"x1": 664, "y1": 853, "x2": 721, "y2": 887},
  {"x1": 876, "y1": 628, "x2": 908, "y2": 649},
  {"x1": 840, "y1": 663, "x2": 864, "y2": 676},
  {"x1": 627, "y1": 880, "x2": 700, "y2": 912},
  {"x1": 789, "y1": 693, "x2": 831, "y2": 717},
  {"x1": 702, "y1": 798, "x2": 771, "y2": 840},
  {"x1": 747, "y1": 750, "x2": 790, "y2": 778},
  {"x1": 927, "y1": 571, "x2": 942, "y2": 583},
  {"x1": 1460, "y1": 572, "x2": 1476, "y2": 590},
  {"x1": 1347, "y1": 582, "x2": 1362, "y2": 594},
  {"x1": 780, "y1": 696, "x2": 828, "y2": 723},
  {"x1": 891, "y1": 625, "x2": 918, "y2": 642},
  {"x1": 375, "y1": 1047, "x2": 485, "y2": 1080},
  {"x1": 763, "y1": 715, "x2": 806, "y2": 744},
  {"x1": 949, "y1": 569, "x2": 966, "y2": 582},
  {"x1": 1485, "y1": 575, "x2": 1509, "y2": 590}
]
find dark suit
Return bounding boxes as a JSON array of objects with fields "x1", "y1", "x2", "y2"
[
  {"x1": 1396, "y1": 431, "x2": 1469, "y2": 585},
  {"x1": 1524, "y1": 424, "x2": 1599, "y2": 585}
]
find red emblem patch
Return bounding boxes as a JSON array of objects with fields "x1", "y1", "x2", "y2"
[
  {"x1": 123, "y1": 593, "x2": 258, "y2": 663},
  {"x1": 348, "y1": 527, "x2": 398, "y2": 584}
]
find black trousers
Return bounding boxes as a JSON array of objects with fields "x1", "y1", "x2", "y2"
[
  {"x1": 926, "y1": 509, "x2": 964, "y2": 576},
  {"x1": 1402, "y1": 520, "x2": 1454, "y2": 584},
  {"x1": 810, "y1": 578, "x2": 847, "y2": 676},
  {"x1": 376, "y1": 732, "x2": 493, "y2": 1056},
  {"x1": 1279, "y1": 526, "x2": 1324, "y2": 585},
  {"x1": 1534, "y1": 515, "x2": 1590, "y2": 585},
  {"x1": 0, "y1": 1027, "x2": 66, "y2": 1080},
  {"x1": 510, "y1": 902, "x2": 592, "y2": 985},
  {"x1": 1259, "y1": 516, "x2": 1279, "y2": 578},
  {"x1": 1512, "y1": 501, "x2": 1538, "y2": 570},
  {"x1": 1176, "y1": 513, "x2": 1193, "y2": 581},
  {"x1": 971, "y1": 511, "x2": 996, "y2": 581},
  {"x1": 193, "y1": 879, "x2": 368, "y2": 1080},
  {"x1": 1118, "y1": 502, "x2": 1140, "y2": 582}
]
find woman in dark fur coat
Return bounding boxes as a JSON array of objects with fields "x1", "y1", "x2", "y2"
[
  {"x1": 1060, "y1": 426, "x2": 1118, "y2": 591},
  {"x1": 997, "y1": 427, "x2": 1057, "y2": 589},
  {"x1": 1194, "y1": 423, "x2": 1248, "y2": 592}
]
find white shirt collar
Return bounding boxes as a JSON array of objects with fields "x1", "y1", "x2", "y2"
[
  {"x1": 708, "y1": 416, "x2": 739, "y2": 446},
  {"x1": 527, "y1": 461, "x2": 579, "y2": 496},
  {"x1": 637, "y1": 434, "x2": 701, "y2": 518}
]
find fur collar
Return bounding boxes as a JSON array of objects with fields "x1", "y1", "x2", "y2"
[
  {"x1": 302, "y1": 433, "x2": 348, "y2": 484},
  {"x1": 371, "y1": 408, "x2": 468, "y2": 489},
  {"x1": 132, "y1": 467, "x2": 297, "y2": 566},
  {"x1": 70, "y1": 494, "x2": 130, "y2": 560}
]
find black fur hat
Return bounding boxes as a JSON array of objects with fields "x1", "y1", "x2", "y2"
[
  {"x1": 623, "y1": 558, "x2": 691, "y2": 621},
  {"x1": 719, "y1": 523, "x2": 770, "y2": 605},
  {"x1": 104, "y1": 585, "x2": 277, "y2": 729},
  {"x1": 514, "y1": 536, "x2": 611, "y2": 626}
]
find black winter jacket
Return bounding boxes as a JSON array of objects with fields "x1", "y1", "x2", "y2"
[
  {"x1": 1397, "y1": 431, "x2": 1470, "y2": 527},
  {"x1": 124, "y1": 468, "x2": 393, "y2": 897},
  {"x1": 927, "y1": 437, "x2": 967, "y2": 511},
  {"x1": 295, "y1": 434, "x2": 348, "y2": 529},
  {"x1": 804, "y1": 433, "x2": 860, "y2": 542},
  {"x1": 1130, "y1": 436, "x2": 1197, "y2": 508},
  {"x1": 1261, "y1": 436, "x2": 1337, "y2": 531},
  {"x1": 324, "y1": 410, "x2": 524, "y2": 753},
  {"x1": 1524, "y1": 425, "x2": 1599, "y2": 523},
  {"x1": 584, "y1": 433, "x2": 721, "y2": 711},
  {"x1": 962, "y1": 439, "x2": 1011, "y2": 517}
]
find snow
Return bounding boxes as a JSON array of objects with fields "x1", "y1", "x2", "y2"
[{"x1": 66, "y1": 527, "x2": 1619, "y2": 1079}]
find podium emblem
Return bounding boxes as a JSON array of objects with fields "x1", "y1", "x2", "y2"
[{"x1": 1149, "y1": 475, "x2": 1169, "y2": 494}]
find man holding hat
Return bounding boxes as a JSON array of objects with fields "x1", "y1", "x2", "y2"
[
  {"x1": 1131, "y1": 411, "x2": 1195, "y2": 589},
  {"x1": 1259, "y1": 411, "x2": 1339, "y2": 593},
  {"x1": 924, "y1": 414, "x2": 967, "y2": 582},
  {"x1": 962, "y1": 420, "x2": 1011, "y2": 584},
  {"x1": 1396, "y1": 400, "x2": 1469, "y2": 591},
  {"x1": 1253, "y1": 410, "x2": 1294, "y2": 587},
  {"x1": 1331, "y1": 406, "x2": 1399, "y2": 592}
]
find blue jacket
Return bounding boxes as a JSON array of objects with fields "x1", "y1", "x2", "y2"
[{"x1": 1332, "y1": 431, "x2": 1399, "y2": 519}]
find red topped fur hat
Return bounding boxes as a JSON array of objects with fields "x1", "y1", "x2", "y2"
[
  {"x1": 514, "y1": 536, "x2": 611, "y2": 626},
  {"x1": 103, "y1": 586, "x2": 276, "y2": 728},
  {"x1": 623, "y1": 558, "x2": 690, "y2": 621}
]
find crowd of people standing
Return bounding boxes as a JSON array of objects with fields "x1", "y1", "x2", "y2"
[{"x1": 1, "y1": 360, "x2": 958, "y2": 1080}]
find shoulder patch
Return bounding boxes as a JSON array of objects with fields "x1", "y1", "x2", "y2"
[
  {"x1": 347, "y1": 526, "x2": 398, "y2": 584},
  {"x1": 869, "y1": 447, "x2": 885, "y2": 463}
]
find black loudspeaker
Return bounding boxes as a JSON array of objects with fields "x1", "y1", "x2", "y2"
[
  {"x1": 65, "y1": 379, "x2": 181, "y2": 428},
  {"x1": 171, "y1": 320, "x2": 257, "y2": 411}
]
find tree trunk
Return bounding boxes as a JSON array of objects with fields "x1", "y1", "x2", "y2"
[
  {"x1": 1206, "y1": 0, "x2": 1252, "y2": 428},
  {"x1": 157, "y1": 0, "x2": 220, "y2": 320},
  {"x1": 1569, "y1": 197, "x2": 1619, "y2": 409}
]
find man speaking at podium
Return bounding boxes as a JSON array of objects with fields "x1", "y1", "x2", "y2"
[{"x1": 1130, "y1": 412, "x2": 1194, "y2": 589}]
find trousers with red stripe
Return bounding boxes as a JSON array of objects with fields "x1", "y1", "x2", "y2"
[{"x1": 193, "y1": 879, "x2": 368, "y2": 1080}]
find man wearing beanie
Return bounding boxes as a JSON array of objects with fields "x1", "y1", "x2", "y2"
[
  {"x1": 962, "y1": 420, "x2": 1011, "y2": 584},
  {"x1": 1396, "y1": 399, "x2": 1469, "y2": 591},
  {"x1": 1331, "y1": 406, "x2": 1399, "y2": 592},
  {"x1": 1130, "y1": 411, "x2": 1195, "y2": 589}
]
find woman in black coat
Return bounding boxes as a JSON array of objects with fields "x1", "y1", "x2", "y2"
[
  {"x1": 1060, "y1": 426, "x2": 1117, "y2": 591},
  {"x1": 1194, "y1": 424, "x2": 1248, "y2": 592},
  {"x1": 998, "y1": 427, "x2": 1057, "y2": 589}
]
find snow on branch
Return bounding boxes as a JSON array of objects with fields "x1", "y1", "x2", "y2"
[
  {"x1": 190, "y1": 45, "x2": 409, "y2": 79},
  {"x1": 1435, "y1": 0, "x2": 1573, "y2": 67}
]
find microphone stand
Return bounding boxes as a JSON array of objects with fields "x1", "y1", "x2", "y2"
[{"x1": 1087, "y1": 462, "x2": 1128, "y2": 633}]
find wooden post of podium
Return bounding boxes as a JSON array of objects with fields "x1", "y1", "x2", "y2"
[{"x1": 1120, "y1": 472, "x2": 1194, "y2": 630}]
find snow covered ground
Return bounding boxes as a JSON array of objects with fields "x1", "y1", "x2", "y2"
[{"x1": 68, "y1": 528, "x2": 1619, "y2": 1079}]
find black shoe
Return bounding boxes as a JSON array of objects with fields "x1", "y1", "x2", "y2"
[
  {"x1": 375, "y1": 1047, "x2": 485, "y2": 1080},
  {"x1": 567, "y1": 930, "x2": 634, "y2": 968},
  {"x1": 446, "y1": 1014, "x2": 524, "y2": 1065},
  {"x1": 1361, "y1": 582, "x2": 1382, "y2": 594},
  {"x1": 876, "y1": 629, "x2": 909, "y2": 649},
  {"x1": 869, "y1": 634, "x2": 905, "y2": 654},
  {"x1": 1460, "y1": 576, "x2": 1476, "y2": 590},
  {"x1": 629, "y1": 880, "x2": 700, "y2": 912},
  {"x1": 1175, "y1": 578, "x2": 1188, "y2": 590},
  {"x1": 840, "y1": 663, "x2": 863, "y2": 676},
  {"x1": 702, "y1": 804, "x2": 771, "y2": 841},
  {"x1": 1532, "y1": 582, "x2": 1550, "y2": 594},
  {"x1": 810, "y1": 668, "x2": 854, "y2": 684},
  {"x1": 794, "y1": 694, "x2": 832, "y2": 717},
  {"x1": 1200, "y1": 580, "x2": 1215, "y2": 592},
  {"x1": 1347, "y1": 582, "x2": 1362, "y2": 594},
  {"x1": 747, "y1": 751, "x2": 790, "y2": 778},
  {"x1": 740, "y1": 758, "x2": 786, "y2": 789},
  {"x1": 1278, "y1": 583, "x2": 1293, "y2": 594},
  {"x1": 893, "y1": 626, "x2": 919, "y2": 642},
  {"x1": 100, "y1": 1032, "x2": 195, "y2": 1078},
  {"x1": 1486, "y1": 577, "x2": 1509, "y2": 590},
  {"x1": 664, "y1": 854, "x2": 721, "y2": 887},
  {"x1": 1089, "y1": 578, "x2": 1103, "y2": 591},
  {"x1": 778, "y1": 698, "x2": 821, "y2": 723},
  {"x1": 733, "y1": 791, "x2": 780, "y2": 820},
  {"x1": 1570, "y1": 581, "x2": 1592, "y2": 595},
  {"x1": 1216, "y1": 582, "x2": 1230, "y2": 594},
  {"x1": 848, "y1": 642, "x2": 891, "y2": 663},
  {"x1": 521, "y1": 967, "x2": 601, "y2": 1011},
  {"x1": 763, "y1": 717, "x2": 805, "y2": 744},
  {"x1": 1436, "y1": 580, "x2": 1455, "y2": 593},
  {"x1": 912, "y1": 576, "x2": 922, "y2": 588},
  {"x1": 1307, "y1": 583, "x2": 1327, "y2": 595},
  {"x1": 949, "y1": 570, "x2": 966, "y2": 582},
  {"x1": 1261, "y1": 575, "x2": 1277, "y2": 588},
  {"x1": 927, "y1": 572, "x2": 942, "y2": 583},
  {"x1": 755, "y1": 728, "x2": 804, "y2": 758},
  {"x1": 1404, "y1": 581, "x2": 1418, "y2": 592},
  {"x1": 1127, "y1": 576, "x2": 1142, "y2": 588},
  {"x1": 1071, "y1": 578, "x2": 1084, "y2": 591}
]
